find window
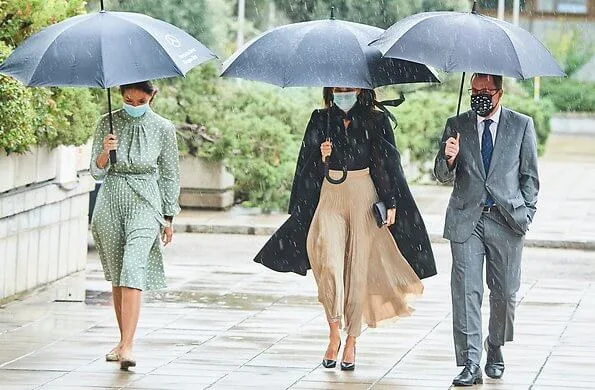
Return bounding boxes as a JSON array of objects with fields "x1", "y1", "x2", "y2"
[{"x1": 536, "y1": 0, "x2": 588, "y2": 13}]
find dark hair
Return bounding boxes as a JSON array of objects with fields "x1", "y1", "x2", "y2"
[
  {"x1": 471, "y1": 73, "x2": 503, "y2": 90},
  {"x1": 119, "y1": 81, "x2": 158, "y2": 95},
  {"x1": 323, "y1": 87, "x2": 376, "y2": 110}
]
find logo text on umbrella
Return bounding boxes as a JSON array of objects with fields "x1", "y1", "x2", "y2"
[{"x1": 165, "y1": 34, "x2": 181, "y2": 48}]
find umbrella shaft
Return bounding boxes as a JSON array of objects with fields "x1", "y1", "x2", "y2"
[
  {"x1": 107, "y1": 88, "x2": 117, "y2": 163},
  {"x1": 456, "y1": 72, "x2": 466, "y2": 117}
]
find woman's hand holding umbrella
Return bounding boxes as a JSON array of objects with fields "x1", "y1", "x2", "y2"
[
  {"x1": 320, "y1": 140, "x2": 332, "y2": 162},
  {"x1": 95, "y1": 134, "x2": 119, "y2": 169}
]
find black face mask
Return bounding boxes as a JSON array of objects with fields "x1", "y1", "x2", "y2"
[{"x1": 470, "y1": 93, "x2": 495, "y2": 117}]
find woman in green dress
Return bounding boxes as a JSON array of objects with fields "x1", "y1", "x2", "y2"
[{"x1": 90, "y1": 81, "x2": 180, "y2": 370}]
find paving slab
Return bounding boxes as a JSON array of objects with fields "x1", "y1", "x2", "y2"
[{"x1": 1, "y1": 234, "x2": 594, "y2": 389}]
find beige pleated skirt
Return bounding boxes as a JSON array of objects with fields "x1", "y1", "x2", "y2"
[{"x1": 306, "y1": 168, "x2": 424, "y2": 337}]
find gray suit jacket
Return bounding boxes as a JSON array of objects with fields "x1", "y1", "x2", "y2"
[{"x1": 434, "y1": 107, "x2": 539, "y2": 243}]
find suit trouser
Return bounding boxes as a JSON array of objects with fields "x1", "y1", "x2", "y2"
[{"x1": 450, "y1": 209, "x2": 525, "y2": 366}]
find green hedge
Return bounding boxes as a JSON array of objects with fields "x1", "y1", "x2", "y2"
[
  {"x1": 154, "y1": 64, "x2": 318, "y2": 211},
  {"x1": 504, "y1": 94, "x2": 555, "y2": 155},
  {"x1": 0, "y1": 42, "x2": 37, "y2": 153},
  {"x1": 525, "y1": 78, "x2": 595, "y2": 113},
  {"x1": 0, "y1": 0, "x2": 99, "y2": 154}
]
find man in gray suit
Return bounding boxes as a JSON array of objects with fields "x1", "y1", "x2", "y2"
[{"x1": 434, "y1": 73, "x2": 539, "y2": 386}]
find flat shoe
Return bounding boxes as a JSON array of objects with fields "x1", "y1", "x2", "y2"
[
  {"x1": 120, "y1": 356, "x2": 136, "y2": 370},
  {"x1": 105, "y1": 351, "x2": 120, "y2": 362}
]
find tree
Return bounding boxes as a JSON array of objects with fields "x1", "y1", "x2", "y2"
[
  {"x1": 96, "y1": 0, "x2": 215, "y2": 47},
  {"x1": 273, "y1": 0, "x2": 468, "y2": 27}
]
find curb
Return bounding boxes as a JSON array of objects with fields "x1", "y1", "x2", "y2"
[{"x1": 174, "y1": 223, "x2": 595, "y2": 251}]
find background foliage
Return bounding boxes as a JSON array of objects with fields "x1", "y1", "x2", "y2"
[
  {"x1": 522, "y1": 27, "x2": 595, "y2": 112},
  {"x1": 273, "y1": 0, "x2": 468, "y2": 27},
  {"x1": 0, "y1": 0, "x2": 99, "y2": 153}
]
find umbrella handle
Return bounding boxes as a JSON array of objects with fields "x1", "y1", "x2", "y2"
[
  {"x1": 446, "y1": 72, "x2": 467, "y2": 160},
  {"x1": 324, "y1": 157, "x2": 348, "y2": 185},
  {"x1": 323, "y1": 106, "x2": 347, "y2": 184},
  {"x1": 107, "y1": 88, "x2": 117, "y2": 164}
]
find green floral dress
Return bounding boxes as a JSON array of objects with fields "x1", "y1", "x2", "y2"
[{"x1": 90, "y1": 109, "x2": 180, "y2": 291}]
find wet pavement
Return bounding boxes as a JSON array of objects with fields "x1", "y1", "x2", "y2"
[{"x1": 1, "y1": 233, "x2": 594, "y2": 390}]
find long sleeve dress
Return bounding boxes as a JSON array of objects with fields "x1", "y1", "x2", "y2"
[{"x1": 90, "y1": 108, "x2": 180, "y2": 291}]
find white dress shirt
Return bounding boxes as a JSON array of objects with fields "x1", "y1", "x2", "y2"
[{"x1": 476, "y1": 105, "x2": 501, "y2": 149}]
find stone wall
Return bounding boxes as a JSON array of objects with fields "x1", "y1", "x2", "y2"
[{"x1": 0, "y1": 144, "x2": 94, "y2": 301}]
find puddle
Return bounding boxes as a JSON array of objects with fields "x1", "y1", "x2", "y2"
[
  {"x1": 83, "y1": 290, "x2": 113, "y2": 306},
  {"x1": 145, "y1": 291, "x2": 275, "y2": 310}
]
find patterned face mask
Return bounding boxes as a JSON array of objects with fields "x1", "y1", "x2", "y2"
[{"x1": 470, "y1": 93, "x2": 495, "y2": 117}]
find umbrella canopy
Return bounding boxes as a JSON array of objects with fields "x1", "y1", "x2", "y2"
[
  {"x1": 221, "y1": 17, "x2": 439, "y2": 89},
  {"x1": 370, "y1": 6, "x2": 564, "y2": 80},
  {"x1": 0, "y1": 10, "x2": 217, "y2": 88}
]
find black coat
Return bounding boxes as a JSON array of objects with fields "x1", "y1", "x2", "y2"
[{"x1": 253, "y1": 104, "x2": 437, "y2": 280}]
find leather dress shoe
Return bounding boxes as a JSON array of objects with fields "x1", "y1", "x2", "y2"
[
  {"x1": 452, "y1": 360, "x2": 483, "y2": 386},
  {"x1": 484, "y1": 338, "x2": 505, "y2": 379}
]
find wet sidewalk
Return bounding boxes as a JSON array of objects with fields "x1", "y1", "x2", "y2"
[
  {"x1": 1, "y1": 234, "x2": 594, "y2": 390},
  {"x1": 175, "y1": 133, "x2": 595, "y2": 251}
]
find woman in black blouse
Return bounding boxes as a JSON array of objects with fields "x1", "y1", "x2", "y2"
[{"x1": 254, "y1": 87, "x2": 436, "y2": 371}]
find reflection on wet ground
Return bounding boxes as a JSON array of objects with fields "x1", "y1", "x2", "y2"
[{"x1": 1, "y1": 234, "x2": 594, "y2": 389}]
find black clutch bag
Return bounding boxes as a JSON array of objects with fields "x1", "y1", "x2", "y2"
[{"x1": 373, "y1": 201, "x2": 388, "y2": 228}]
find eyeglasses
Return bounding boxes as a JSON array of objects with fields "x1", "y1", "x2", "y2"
[{"x1": 467, "y1": 88, "x2": 500, "y2": 96}]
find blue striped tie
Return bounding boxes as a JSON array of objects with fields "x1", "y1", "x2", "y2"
[{"x1": 481, "y1": 119, "x2": 495, "y2": 207}]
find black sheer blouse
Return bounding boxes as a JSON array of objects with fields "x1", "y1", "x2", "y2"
[{"x1": 290, "y1": 103, "x2": 401, "y2": 210}]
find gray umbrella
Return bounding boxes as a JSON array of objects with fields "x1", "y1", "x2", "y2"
[
  {"x1": 221, "y1": 12, "x2": 439, "y2": 89},
  {"x1": 0, "y1": 1, "x2": 217, "y2": 162},
  {"x1": 370, "y1": 1, "x2": 565, "y2": 114}
]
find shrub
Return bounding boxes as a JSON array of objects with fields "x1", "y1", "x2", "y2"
[
  {"x1": 0, "y1": 41, "x2": 37, "y2": 153},
  {"x1": 153, "y1": 64, "x2": 319, "y2": 211},
  {"x1": 525, "y1": 78, "x2": 595, "y2": 113},
  {"x1": 504, "y1": 94, "x2": 556, "y2": 155},
  {"x1": 0, "y1": 0, "x2": 99, "y2": 154},
  {"x1": 391, "y1": 90, "x2": 459, "y2": 164},
  {"x1": 37, "y1": 87, "x2": 100, "y2": 149}
]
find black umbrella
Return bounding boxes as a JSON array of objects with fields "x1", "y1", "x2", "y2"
[
  {"x1": 0, "y1": 1, "x2": 217, "y2": 163},
  {"x1": 222, "y1": 8, "x2": 440, "y2": 184},
  {"x1": 370, "y1": 1, "x2": 565, "y2": 116}
]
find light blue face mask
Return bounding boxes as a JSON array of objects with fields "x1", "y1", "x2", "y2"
[
  {"x1": 123, "y1": 103, "x2": 150, "y2": 118},
  {"x1": 333, "y1": 92, "x2": 358, "y2": 112}
]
